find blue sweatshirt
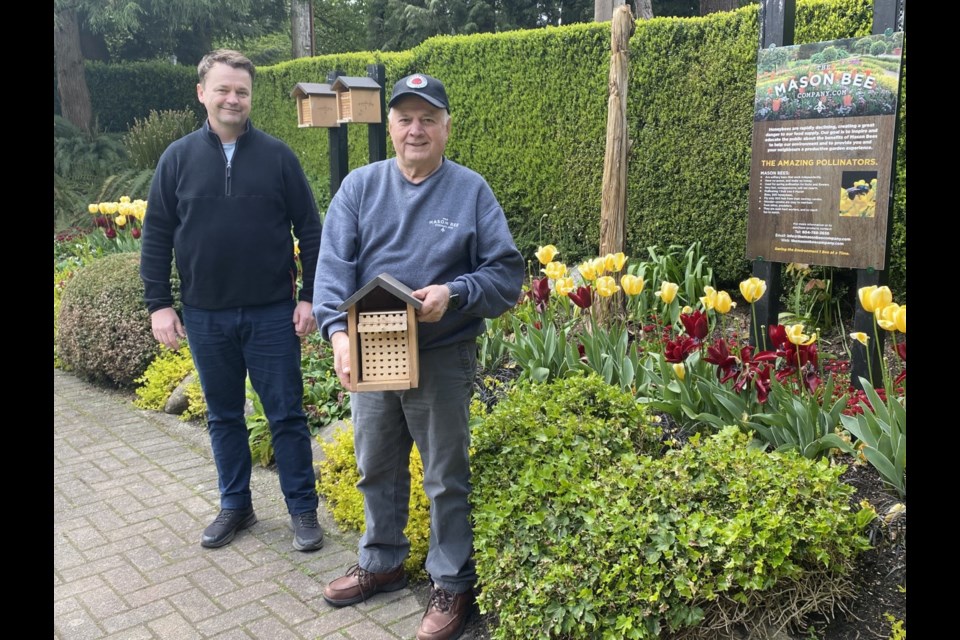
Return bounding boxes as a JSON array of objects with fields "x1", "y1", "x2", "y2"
[
  {"x1": 313, "y1": 158, "x2": 524, "y2": 350},
  {"x1": 140, "y1": 121, "x2": 321, "y2": 313}
]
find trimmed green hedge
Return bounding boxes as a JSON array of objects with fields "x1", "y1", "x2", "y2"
[
  {"x1": 87, "y1": 61, "x2": 204, "y2": 132},
  {"x1": 77, "y1": 0, "x2": 905, "y2": 293}
]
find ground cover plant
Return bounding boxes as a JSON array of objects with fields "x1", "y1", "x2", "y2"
[{"x1": 471, "y1": 376, "x2": 875, "y2": 639}]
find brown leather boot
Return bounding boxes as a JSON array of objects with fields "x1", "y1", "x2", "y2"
[
  {"x1": 322, "y1": 563, "x2": 407, "y2": 607},
  {"x1": 416, "y1": 586, "x2": 474, "y2": 640}
]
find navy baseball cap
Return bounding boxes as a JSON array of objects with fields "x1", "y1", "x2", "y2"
[{"x1": 388, "y1": 74, "x2": 450, "y2": 112}]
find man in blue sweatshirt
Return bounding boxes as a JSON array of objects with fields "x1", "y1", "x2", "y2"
[
  {"x1": 313, "y1": 73, "x2": 524, "y2": 640},
  {"x1": 140, "y1": 49, "x2": 324, "y2": 553}
]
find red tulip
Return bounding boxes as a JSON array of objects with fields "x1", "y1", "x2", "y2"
[
  {"x1": 664, "y1": 336, "x2": 698, "y2": 364},
  {"x1": 568, "y1": 286, "x2": 593, "y2": 309},
  {"x1": 680, "y1": 310, "x2": 708, "y2": 341}
]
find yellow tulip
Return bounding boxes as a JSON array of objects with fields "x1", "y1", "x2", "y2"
[
  {"x1": 849, "y1": 332, "x2": 869, "y2": 346},
  {"x1": 596, "y1": 276, "x2": 620, "y2": 297},
  {"x1": 88, "y1": 203, "x2": 99, "y2": 214},
  {"x1": 785, "y1": 323, "x2": 817, "y2": 346},
  {"x1": 858, "y1": 286, "x2": 892, "y2": 313},
  {"x1": 673, "y1": 362, "x2": 686, "y2": 381},
  {"x1": 700, "y1": 286, "x2": 717, "y2": 311},
  {"x1": 579, "y1": 261, "x2": 599, "y2": 281},
  {"x1": 543, "y1": 261, "x2": 567, "y2": 280},
  {"x1": 620, "y1": 274, "x2": 645, "y2": 296},
  {"x1": 714, "y1": 291, "x2": 736, "y2": 314},
  {"x1": 591, "y1": 257, "x2": 607, "y2": 276},
  {"x1": 102, "y1": 202, "x2": 118, "y2": 215},
  {"x1": 555, "y1": 277, "x2": 575, "y2": 296},
  {"x1": 894, "y1": 304, "x2": 905, "y2": 334},
  {"x1": 535, "y1": 245, "x2": 558, "y2": 266},
  {"x1": 657, "y1": 282, "x2": 679, "y2": 304},
  {"x1": 875, "y1": 303, "x2": 901, "y2": 332},
  {"x1": 115, "y1": 215, "x2": 128, "y2": 228},
  {"x1": 739, "y1": 277, "x2": 767, "y2": 303},
  {"x1": 604, "y1": 252, "x2": 627, "y2": 272},
  {"x1": 681, "y1": 305, "x2": 692, "y2": 314}
]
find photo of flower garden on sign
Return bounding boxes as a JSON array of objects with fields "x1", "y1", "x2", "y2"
[{"x1": 754, "y1": 32, "x2": 902, "y2": 122}]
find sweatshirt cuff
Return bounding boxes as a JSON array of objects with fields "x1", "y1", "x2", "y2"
[{"x1": 324, "y1": 321, "x2": 348, "y2": 342}]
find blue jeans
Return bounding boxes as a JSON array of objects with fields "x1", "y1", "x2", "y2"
[
  {"x1": 350, "y1": 340, "x2": 477, "y2": 594},
  {"x1": 182, "y1": 300, "x2": 318, "y2": 515}
]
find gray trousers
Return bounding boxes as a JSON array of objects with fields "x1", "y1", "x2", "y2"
[{"x1": 350, "y1": 340, "x2": 477, "y2": 593}]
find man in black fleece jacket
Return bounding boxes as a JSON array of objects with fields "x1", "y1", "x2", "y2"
[{"x1": 139, "y1": 49, "x2": 324, "y2": 552}]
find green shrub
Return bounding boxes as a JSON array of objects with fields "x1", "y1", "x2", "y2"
[
  {"x1": 134, "y1": 345, "x2": 196, "y2": 410},
  {"x1": 54, "y1": 261, "x2": 82, "y2": 368},
  {"x1": 181, "y1": 378, "x2": 207, "y2": 422},
  {"x1": 317, "y1": 423, "x2": 432, "y2": 579},
  {"x1": 471, "y1": 375, "x2": 874, "y2": 639},
  {"x1": 124, "y1": 109, "x2": 198, "y2": 170},
  {"x1": 55, "y1": 252, "x2": 158, "y2": 387}
]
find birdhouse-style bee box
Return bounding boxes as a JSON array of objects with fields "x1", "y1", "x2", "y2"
[
  {"x1": 336, "y1": 273, "x2": 421, "y2": 392},
  {"x1": 330, "y1": 76, "x2": 383, "y2": 124},
  {"x1": 290, "y1": 82, "x2": 338, "y2": 128}
]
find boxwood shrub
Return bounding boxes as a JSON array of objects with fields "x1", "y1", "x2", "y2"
[
  {"x1": 471, "y1": 374, "x2": 875, "y2": 639},
  {"x1": 56, "y1": 252, "x2": 158, "y2": 387}
]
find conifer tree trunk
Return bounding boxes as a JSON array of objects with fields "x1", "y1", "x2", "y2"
[
  {"x1": 291, "y1": 0, "x2": 314, "y2": 58},
  {"x1": 54, "y1": 7, "x2": 93, "y2": 134}
]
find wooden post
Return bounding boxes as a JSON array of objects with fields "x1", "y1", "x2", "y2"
[
  {"x1": 850, "y1": 0, "x2": 906, "y2": 390},
  {"x1": 367, "y1": 64, "x2": 388, "y2": 163},
  {"x1": 596, "y1": 4, "x2": 634, "y2": 325},
  {"x1": 326, "y1": 70, "x2": 349, "y2": 197},
  {"x1": 748, "y1": 0, "x2": 795, "y2": 349}
]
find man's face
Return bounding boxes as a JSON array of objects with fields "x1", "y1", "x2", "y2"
[
  {"x1": 388, "y1": 96, "x2": 451, "y2": 175},
  {"x1": 197, "y1": 63, "x2": 252, "y2": 137}
]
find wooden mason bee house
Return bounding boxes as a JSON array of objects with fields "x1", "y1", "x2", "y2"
[
  {"x1": 331, "y1": 76, "x2": 383, "y2": 124},
  {"x1": 290, "y1": 82, "x2": 338, "y2": 128},
  {"x1": 336, "y1": 273, "x2": 422, "y2": 392}
]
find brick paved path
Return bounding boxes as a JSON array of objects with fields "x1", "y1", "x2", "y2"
[{"x1": 54, "y1": 369, "x2": 473, "y2": 640}]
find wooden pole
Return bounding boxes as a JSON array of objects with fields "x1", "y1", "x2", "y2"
[
  {"x1": 596, "y1": 4, "x2": 634, "y2": 325},
  {"x1": 326, "y1": 70, "x2": 349, "y2": 197},
  {"x1": 748, "y1": 0, "x2": 795, "y2": 349},
  {"x1": 366, "y1": 64, "x2": 387, "y2": 163},
  {"x1": 850, "y1": 0, "x2": 906, "y2": 390}
]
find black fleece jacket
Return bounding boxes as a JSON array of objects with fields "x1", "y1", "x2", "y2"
[{"x1": 140, "y1": 120, "x2": 321, "y2": 313}]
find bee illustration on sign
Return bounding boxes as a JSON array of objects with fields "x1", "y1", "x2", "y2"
[
  {"x1": 846, "y1": 183, "x2": 871, "y2": 199},
  {"x1": 839, "y1": 171, "x2": 878, "y2": 218}
]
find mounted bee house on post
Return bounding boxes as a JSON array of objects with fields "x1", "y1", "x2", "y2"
[
  {"x1": 337, "y1": 273, "x2": 421, "y2": 392},
  {"x1": 331, "y1": 76, "x2": 383, "y2": 124},
  {"x1": 290, "y1": 82, "x2": 337, "y2": 128}
]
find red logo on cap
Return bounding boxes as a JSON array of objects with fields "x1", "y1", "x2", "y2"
[{"x1": 406, "y1": 75, "x2": 428, "y2": 89}]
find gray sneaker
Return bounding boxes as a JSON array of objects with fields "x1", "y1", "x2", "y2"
[{"x1": 289, "y1": 510, "x2": 324, "y2": 551}]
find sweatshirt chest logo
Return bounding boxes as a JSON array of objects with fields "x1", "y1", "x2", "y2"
[{"x1": 428, "y1": 217, "x2": 459, "y2": 233}]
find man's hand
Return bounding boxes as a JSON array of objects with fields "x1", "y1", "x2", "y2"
[
  {"x1": 412, "y1": 284, "x2": 451, "y2": 323},
  {"x1": 151, "y1": 307, "x2": 186, "y2": 351},
  {"x1": 293, "y1": 300, "x2": 317, "y2": 337},
  {"x1": 331, "y1": 331, "x2": 352, "y2": 388}
]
